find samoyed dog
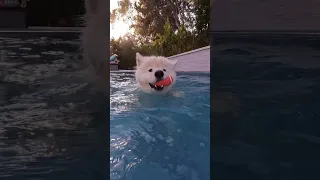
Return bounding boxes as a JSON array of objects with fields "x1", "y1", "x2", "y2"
[
  {"x1": 81, "y1": 0, "x2": 181, "y2": 96},
  {"x1": 135, "y1": 53, "x2": 178, "y2": 94}
]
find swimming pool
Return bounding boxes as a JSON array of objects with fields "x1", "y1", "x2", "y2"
[
  {"x1": 0, "y1": 32, "x2": 109, "y2": 179},
  {"x1": 110, "y1": 72, "x2": 210, "y2": 180},
  {"x1": 212, "y1": 33, "x2": 320, "y2": 179},
  {"x1": 0, "y1": 32, "x2": 210, "y2": 180}
]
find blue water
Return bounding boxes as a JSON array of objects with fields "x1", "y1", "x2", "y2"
[
  {"x1": 0, "y1": 33, "x2": 109, "y2": 180},
  {"x1": 212, "y1": 33, "x2": 320, "y2": 180},
  {"x1": 110, "y1": 72, "x2": 210, "y2": 180}
]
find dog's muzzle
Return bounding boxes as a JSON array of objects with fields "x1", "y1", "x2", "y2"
[{"x1": 149, "y1": 83, "x2": 164, "y2": 91}]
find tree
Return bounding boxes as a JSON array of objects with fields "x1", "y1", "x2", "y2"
[
  {"x1": 131, "y1": 0, "x2": 195, "y2": 39},
  {"x1": 150, "y1": 20, "x2": 195, "y2": 57},
  {"x1": 110, "y1": 35, "x2": 136, "y2": 69},
  {"x1": 109, "y1": 0, "x2": 210, "y2": 69},
  {"x1": 193, "y1": 0, "x2": 210, "y2": 46}
]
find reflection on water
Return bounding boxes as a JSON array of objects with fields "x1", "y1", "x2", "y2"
[
  {"x1": 110, "y1": 72, "x2": 210, "y2": 180},
  {"x1": 0, "y1": 33, "x2": 108, "y2": 179}
]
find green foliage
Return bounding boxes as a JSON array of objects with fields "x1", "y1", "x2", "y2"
[
  {"x1": 110, "y1": 0, "x2": 210, "y2": 69},
  {"x1": 151, "y1": 21, "x2": 195, "y2": 57},
  {"x1": 110, "y1": 36, "x2": 137, "y2": 69},
  {"x1": 131, "y1": 0, "x2": 195, "y2": 39}
]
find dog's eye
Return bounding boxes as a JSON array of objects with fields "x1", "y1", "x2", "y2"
[
  {"x1": 148, "y1": 69, "x2": 152, "y2": 72},
  {"x1": 163, "y1": 69, "x2": 166, "y2": 72}
]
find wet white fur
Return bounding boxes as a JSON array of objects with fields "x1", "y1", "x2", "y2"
[{"x1": 135, "y1": 53, "x2": 178, "y2": 94}]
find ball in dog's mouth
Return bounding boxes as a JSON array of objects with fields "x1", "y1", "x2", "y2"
[
  {"x1": 149, "y1": 78, "x2": 166, "y2": 91},
  {"x1": 149, "y1": 82, "x2": 164, "y2": 91}
]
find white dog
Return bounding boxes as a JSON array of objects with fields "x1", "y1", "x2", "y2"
[
  {"x1": 135, "y1": 53, "x2": 178, "y2": 94},
  {"x1": 81, "y1": 0, "x2": 181, "y2": 96}
]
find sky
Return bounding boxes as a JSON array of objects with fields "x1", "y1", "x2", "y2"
[{"x1": 110, "y1": 0, "x2": 133, "y2": 39}]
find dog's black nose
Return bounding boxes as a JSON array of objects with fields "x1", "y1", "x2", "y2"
[{"x1": 154, "y1": 70, "x2": 164, "y2": 79}]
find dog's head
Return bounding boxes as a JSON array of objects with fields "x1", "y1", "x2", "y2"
[{"x1": 135, "y1": 53, "x2": 178, "y2": 94}]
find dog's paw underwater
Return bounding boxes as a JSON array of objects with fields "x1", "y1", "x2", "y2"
[{"x1": 135, "y1": 53, "x2": 178, "y2": 94}]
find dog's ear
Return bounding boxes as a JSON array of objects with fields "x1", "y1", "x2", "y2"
[
  {"x1": 169, "y1": 59, "x2": 178, "y2": 67},
  {"x1": 84, "y1": 0, "x2": 99, "y2": 14},
  {"x1": 136, "y1": 52, "x2": 144, "y2": 66}
]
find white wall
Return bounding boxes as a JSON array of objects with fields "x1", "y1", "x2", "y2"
[{"x1": 167, "y1": 46, "x2": 210, "y2": 72}]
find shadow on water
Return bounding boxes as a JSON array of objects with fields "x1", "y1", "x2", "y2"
[
  {"x1": 212, "y1": 33, "x2": 320, "y2": 180},
  {"x1": 0, "y1": 33, "x2": 109, "y2": 180}
]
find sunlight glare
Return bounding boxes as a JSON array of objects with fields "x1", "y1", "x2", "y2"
[
  {"x1": 110, "y1": 20, "x2": 130, "y2": 39},
  {"x1": 110, "y1": 0, "x2": 133, "y2": 39}
]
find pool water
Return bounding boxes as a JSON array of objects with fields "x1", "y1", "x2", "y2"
[
  {"x1": 0, "y1": 32, "x2": 210, "y2": 180},
  {"x1": 212, "y1": 33, "x2": 320, "y2": 180},
  {"x1": 110, "y1": 72, "x2": 210, "y2": 180},
  {"x1": 0, "y1": 33, "x2": 109, "y2": 180}
]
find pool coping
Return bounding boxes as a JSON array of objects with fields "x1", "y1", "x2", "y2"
[{"x1": 167, "y1": 46, "x2": 210, "y2": 59}]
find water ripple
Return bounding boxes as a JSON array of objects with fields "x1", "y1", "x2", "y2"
[
  {"x1": 110, "y1": 72, "x2": 210, "y2": 180},
  {"x1": 0, "y1": 33, "x2": 108, "y2": 179}
]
